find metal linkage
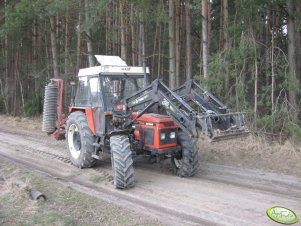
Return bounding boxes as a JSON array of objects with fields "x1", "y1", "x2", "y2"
[
  {"x1": 174, "y1": 80, "x2": 249, "y2": 142},
  {"x1": 174, "y1": 80, "x2": 227, "y2": 114},
  {"x1": 124, "y1": 79, "x2": 198, "y2": 137}
]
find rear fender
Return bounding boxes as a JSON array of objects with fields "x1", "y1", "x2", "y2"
[{"x1": 68, "y1": 107, "x2": 95, "y2": 135}]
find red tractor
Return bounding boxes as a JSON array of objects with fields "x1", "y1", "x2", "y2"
[{"x1": 42, "y1": 55, "x2": 248, "y2": 189}]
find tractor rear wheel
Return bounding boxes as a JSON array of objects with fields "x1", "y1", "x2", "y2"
[
  {"x1": 171, "y1": 131, "x2": 199, "y2": 177},
  {"x1": 110, "y1": 135, "x2": 135, "y2": 189},
  {"x1": 66, "y1": 111, "x2": 96, "y2": 168}
]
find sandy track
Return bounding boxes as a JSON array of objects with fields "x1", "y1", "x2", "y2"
[{"x1": 0, "y1": 126, "x2": 300, "y2": 226}]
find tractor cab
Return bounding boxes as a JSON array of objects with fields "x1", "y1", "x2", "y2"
[
  {"x1": 69, "y1": 56, "x2": 152, "y2": 138},
  {"x1": 74, "y1": 72, "x2": 145, "y2": 110},
  {"x1": 73, "y1": 55, "x2": 148, "y2": 111}
]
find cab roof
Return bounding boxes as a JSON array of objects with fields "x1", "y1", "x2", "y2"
[{"x1": 78, "y1": 55, "x2": 150, "y2": 77}]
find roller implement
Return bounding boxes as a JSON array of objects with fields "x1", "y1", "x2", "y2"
[{"x1": 42, "y1": 55, "x2": 248, "y2": 189}]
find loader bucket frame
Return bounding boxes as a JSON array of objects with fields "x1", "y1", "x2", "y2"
[{"x1": 174, "y1": 80, "x2": 249, "y2": 141}]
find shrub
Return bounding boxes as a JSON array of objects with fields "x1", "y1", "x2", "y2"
[{"x1": 24, "y1": 94, "x2": 42, "y2": 116}]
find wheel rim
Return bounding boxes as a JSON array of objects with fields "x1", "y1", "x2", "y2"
[
  {"x1": 68, "y1": 124, "x2": 81, "y2": 159},
  {"x1": 173, "y1": 157, "x2": 182, "y2": 169}
]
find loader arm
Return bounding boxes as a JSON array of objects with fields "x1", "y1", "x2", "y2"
[{"x1": 124, "y1": 79, "x2": 198, "y2": 137}]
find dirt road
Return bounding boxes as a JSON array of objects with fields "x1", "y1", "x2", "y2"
[{"x1": 0, "y1": 124, "x2": 300, "y2": 226}]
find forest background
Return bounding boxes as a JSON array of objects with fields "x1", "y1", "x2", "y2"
[{"x1": 0, "y1": 0, "x2": 300, "y2": 140}]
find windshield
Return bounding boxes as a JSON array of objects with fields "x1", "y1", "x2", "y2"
[{"x1": 101, "y1": 75, "x2": 144, "y2": 110}]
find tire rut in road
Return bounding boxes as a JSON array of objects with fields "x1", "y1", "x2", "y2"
[
  {"x1": 0, "y1": 131, "x2": 114, "y2": 184},
  {"x1": 0, "y1": 128, "x2": 65, "y2": 150}
]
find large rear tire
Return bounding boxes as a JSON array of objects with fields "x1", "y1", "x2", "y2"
[
  {"x1": 171, "y1": 131, "x2": 199, "y2": 177},
  {"x1": 66, "y1": 111, "x2": 96, "y2": 168},
  {"x1": 110, "y1": 135, "x2": 135, "y2": 189}
]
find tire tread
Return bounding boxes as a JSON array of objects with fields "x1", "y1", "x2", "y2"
[
  {"x1": 110, "y1": 135, "x2": 135, "y2": 189},
  {"x1": 173, "y1": 131, "x2": 199, "y2": 177}
]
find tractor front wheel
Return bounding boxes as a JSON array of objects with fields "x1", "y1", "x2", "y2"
[
  {"x1": 66, "y1": 111, "x2": 96, "y2": 168},
  {"x1": 171, "y1": 131, "x2": 199, "y2": 177},
  {"x1": 110, "y1": 135, "x2": 135, "y2": 189}
]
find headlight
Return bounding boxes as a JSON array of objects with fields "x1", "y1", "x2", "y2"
[
  {"x1": 160, "y1": 133, "x2": 166, "y2": 140},
  {"x1": 170, "y1": 132, "x2": 176, "y2": 139}
]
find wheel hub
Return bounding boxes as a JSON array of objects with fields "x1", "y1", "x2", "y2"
[
  {"x1": 68, "y1": 124, "x2": 81, "y2": 159},
  {"x1": 174, "y1": 157, "x2": 182, "y2": 169}
]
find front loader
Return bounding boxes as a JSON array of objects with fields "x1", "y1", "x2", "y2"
[{"x1": 42, "y1": 55, "x2": 248, "y2": 189}]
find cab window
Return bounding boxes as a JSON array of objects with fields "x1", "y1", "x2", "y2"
[
  {"x1": 75, "y1": 76, "x2": 90, "y2": 106},
  {"x1": 89, "y1": 77, "x2": 102, "y2": 107}
]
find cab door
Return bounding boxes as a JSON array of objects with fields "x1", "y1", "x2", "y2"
[{"x1": 88, "y1": 76, "x2": 106, "y2": 137}]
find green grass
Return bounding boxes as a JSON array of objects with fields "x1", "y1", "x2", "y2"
[{"x1": 31, "y1": 211, "x2": 76, "y2": 226}]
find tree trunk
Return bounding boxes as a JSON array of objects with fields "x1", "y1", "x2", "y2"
[
  {"x1": 201, "y1": 0, "x2": 208, "y2": 79},
  {"x1": 152, "y1": 20, "x2": 159, "y2": 75},
  {"x1": 106, "y1": 2, "x2": 112, "y2": 55},
  {"x1": 130, "y1": 3, "x2": 136, "y2": 65},
  {"x1": 119, "y1": 0, "x2": 126, "y2": 61},
  {"x1": 161, "y1": 22, "x2": 167, "y2": 78},
  {"x1": 223, "y1": 0, "x2": 229, "y2": 90},
  {"x1": 287, "y1": 0, "x2": 297, "y2": 108},
  {"x1": 113, "y1": 1, "x2": 118, "y2": 55},
  {"x1": 116, "y1": 2, "x2": 120, "y2": 57},
  {"x1": 15, "y1": 51, "x2": 24, "y2": 112},
  {"x1": 222, "y1": 0, "x2": 228, "y2": 50},
  {"x1": 157, "y1": 22, "x2": 162, "y2": 78},
  {"x1": 49, "y1": 16, "x2": 59, "y2": 78},
  {"x1": 169, "y1": 0, "x2": 176, "y2": 89},
  {"x1": 251, "y1": 31, "x2": 258, "y2": 117},
  {"x1": 295, "y1": 1, "x2": 301, "y2": 86},
  {"x1": 64, "y1": 9, "x2": 70, "y2": 79},
  {"x1": 175, "y1": 0, "x2": 180, "y2": 87},
  {"x1": 185, "y1": 0, "x2": 192, "y2": 80},
  {"x1": 76, "y1": 6, "x2": 82, "y2": 74},
  {"x1": 219, "y1": 0, "x2": 223, "y2": 51},
  {"x1": 207, "y1": 0, "x2": 211, "y2": 53},
  {"x1": 138, "y1": 12, "x2": 145, "y2": 67},
  {"x1": 84, "y1": 0, "x2": 94, "y2": 67},
  {"x1": 271, "y1": 30, "x2": 275, "y2": 112},
  {"x1": 45, "y1": 29, "x2": 51, "y2": 79},
  {"x1": 1, "y1": 0, "x2": 9, "y2": 113},
  {"x1": 32, "y1": 18, "x2": 39, "y2": 92}
]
